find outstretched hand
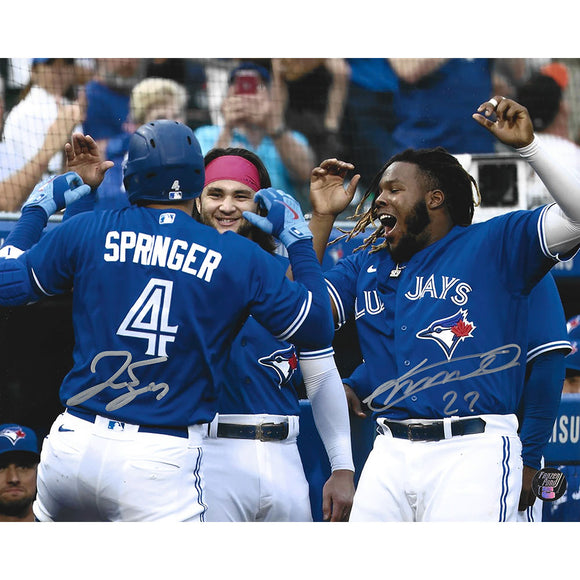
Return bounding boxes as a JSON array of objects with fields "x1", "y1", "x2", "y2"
[
  {"x1": 243, "y1": 188, "x2": 313, "y2": 248},
  {"x1": 310, "y1": 158, "x2": 360, "y2": 218},
  {"x1": 472, "y1": 96, "x2": 535, "y2": 149},
  {"x1": 65, "y1": 133, "x2": 114, "y2": 190}
]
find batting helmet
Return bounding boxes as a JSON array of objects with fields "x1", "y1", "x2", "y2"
[
  {"x1": 123, "y1": 120, "x2": 205, "y2": 204},
  {"x1": 565, "y1": 315, "x2": 580, "y2": 372}
]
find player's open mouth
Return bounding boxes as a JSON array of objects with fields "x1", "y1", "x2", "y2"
[{"x1": 379, "y1": 214, "x2": 397, "y2": 235}]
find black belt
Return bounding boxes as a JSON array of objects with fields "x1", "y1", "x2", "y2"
[
  {"x1": 216, "y1": 421, "x2": 289, "y2": 442},
  {"x1": 382, "y1": 417, "x2": 486, "y2": 442},
  {"x1": 66, "y1": 407, "x2": 189, "y2": 439}
]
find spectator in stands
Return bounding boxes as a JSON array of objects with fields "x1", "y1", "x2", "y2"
[
  {"x1": 82, "y1": 58, "x2": 143, "y2": 210},
  {"x1": 515, "y1": 62, "x2": 580, "y2": 208},
  {"x1": 542, "y1": 314, "x2": 580, "y2": 522},
  {"x1": 130, "y1": 77, "x2": 188, "y2": 126},
  {"x1": 144, "y1": 58, "x2": 211, "y2": 129},
  {"x1": 341, "y1": 59, "x2": 399, "y2": 191},
  {"x1": 194, "y1": 62, "x2": 315, "y2": 210},
  {"x1": 272, "y1": 58, "x2": 350, "y2": 164},
  {"x1": 0, "y1": 423, "x2": 40, "y2": 522},
  {"x1": 2, "y1": 58, "x2": 84, "y2": 179},
  {"x1": 0, "y1": 103, "x2": 83, "y2": 211},
  {"x1": 389, "y1": 58, "x2": 496, "y2": 154}
]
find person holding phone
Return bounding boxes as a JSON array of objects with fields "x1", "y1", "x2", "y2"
[{"x1": 194, "y1": 62, "x2": 316, "y2": 210}]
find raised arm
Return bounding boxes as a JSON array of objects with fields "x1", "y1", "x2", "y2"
[
  {"x1": 308, "y1": 158, "x2": 360, "y2": 263},
  {"x1": 473, "y1": 96, "x2": 580, "y2": 256}
]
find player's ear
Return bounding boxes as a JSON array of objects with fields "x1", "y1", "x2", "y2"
[{"x1": 427, "y1": 189, "x2": 445, "y2": 210}]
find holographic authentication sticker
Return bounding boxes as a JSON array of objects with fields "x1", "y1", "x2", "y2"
[{"x1": 531, "y1": 467, "x2": 567, "y2": 501}]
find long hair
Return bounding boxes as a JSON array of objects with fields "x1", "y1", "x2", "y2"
[
  {"x1": 195, "y1": 147, "x2": 277, "y2": 254},
  {"x1": 337, "y1": 147, "x2": 481, "y2": 254}
]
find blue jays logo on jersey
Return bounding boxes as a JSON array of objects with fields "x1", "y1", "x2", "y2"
[
  {"x1": 567, "y1": 315, "x2": 580, "y2": 334},
  {"x1": 258, "y1": 347, "x2": 298, "y2": 388},
  {"x1": 417, "y1": 309, "x2": 476, "y2": 360},
  {"x1": 0, "y1": 426, "x2": 27, "y2": 445}
]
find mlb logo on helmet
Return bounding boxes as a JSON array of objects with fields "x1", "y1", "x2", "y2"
[{"x1": 168, "y1": 180, "x2": 183, "y2": 200}]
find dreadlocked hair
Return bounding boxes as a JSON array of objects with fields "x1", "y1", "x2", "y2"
[{"x1": 331, "y1": 147, "x2": 481, "y2": 254}]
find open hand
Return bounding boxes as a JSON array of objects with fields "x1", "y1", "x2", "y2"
[
  {"x1": 310, "y1": 158, "x2": 360, "y2": 218},
  {"x1": 65, "y1": 133, "x2": 114, "y2": 190}
]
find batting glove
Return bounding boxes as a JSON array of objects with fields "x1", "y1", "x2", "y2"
[
  {"x1": 243, "y1": 188, "x2": 312, "y2": 248},
  {"x1": 21, "y1": 172, "x2": 91, "y2": 217}
]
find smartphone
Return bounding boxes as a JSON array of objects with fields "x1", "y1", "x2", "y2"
[{"x1": 234, "y1": 70, "x2": 259, "y2": 95}]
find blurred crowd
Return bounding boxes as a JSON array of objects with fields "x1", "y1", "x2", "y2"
[{"x1": 0, "y1": 57, "x2": 579, "y2": 214}]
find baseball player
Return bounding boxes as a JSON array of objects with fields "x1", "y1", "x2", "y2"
[
  {"x1": 543, "y1": 314, "x2": 580, "y2": 521},
  {"x1": 342, "y1": 272, "x2": 571, "y2": 521},
  {"x1": 517, "y1": 272, "x2": 571, "y2": 522},
  {"x1": 0, "y1": 423, "x2": 40, "y2": 522},
  {"x1": 0, "y1": 120, "x2": 334, "y2": 522},
  {"x1": 308, "y1": 96, "x2": 580, "y2": 521},
  {"x1": 195, "y1": 147, "x2": 354, "y2": 522}
]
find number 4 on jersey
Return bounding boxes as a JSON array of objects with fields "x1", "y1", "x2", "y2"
[{"x1": 117, "y1": 278, "x2": 178, "y2": 357}]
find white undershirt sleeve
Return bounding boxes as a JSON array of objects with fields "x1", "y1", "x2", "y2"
[
  {"x1": 299, "y1": 349, "x2": 355, "y2": 473},
  {"x1": 517, "y1": 135, "x2": 580, "y2": 255}
]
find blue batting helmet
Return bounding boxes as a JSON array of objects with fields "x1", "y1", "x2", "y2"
[
  {"x1": 123, "y1": 120, "x2": 205, "y2": 204},
  {"x1": 565, "y1": 315, "x2": 580, "y2": 372}
]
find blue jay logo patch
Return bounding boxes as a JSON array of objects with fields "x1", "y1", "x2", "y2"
[
  {"x1": 416, "y1": 309, "x2": 476, "y2": 360},
  {"x1": 0, "y1": 426, "x2": 27, "y2": 446},
  {"x1": 258, "y1": 347, "x2": 298, "y2": 388}
]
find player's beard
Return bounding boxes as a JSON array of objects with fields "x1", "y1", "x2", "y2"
[
  {"x1": 387, "y1": 199, "x2": 431, "y2": 264},
  {"x1": 0, "y1": 493, "x2": 34, "y2": 518}
]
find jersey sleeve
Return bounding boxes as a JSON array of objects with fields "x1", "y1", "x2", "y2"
[
  {"x1": 324, "y1": 252, "x2": 364, "y2": 329},
  {"x1": 526, "y1": 273, "x2": 572, "y2": 363},
  {"x1": 491, "y1": 206, "x2": 559, "y2": 295},
  {"x1": 22, "y1": 216, "x2": 84, "y2": 296},
  {"x1": 244, "y1": 239, "x2": 334, "y2": 351}
]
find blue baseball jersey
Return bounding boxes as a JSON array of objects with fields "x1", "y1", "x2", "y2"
[
  {"x1": 3, "y1": 206, "x2": 325, "y2": 428},
  {"x1": 526, "y1": 273, "x2": 571, "y2": 363},
  {"x1": 219, "y1": 316, "x2": 303, "y2": 415},
  {"x1": 326, "y1": 206, "x2": 562, "y2": 420},
  {"x1": 217, "y1": 252, "x2": 303, "y2": 416}
]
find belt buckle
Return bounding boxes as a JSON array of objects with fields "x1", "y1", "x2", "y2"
[
  {"x1": 407, "y1": 422, "x2": 441, "y2": 442},
  {"x1": 256, "y1": 422, "x2": 280, "y2": 442},
  {"x1": 407, "y1": 423, "x2": 428, "y2": 441}
]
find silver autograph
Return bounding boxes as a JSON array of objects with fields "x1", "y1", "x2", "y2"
[
  {"x1": 363, "y1": 344, "x2": 521, "y2": 412},
  {"x1": 66, "y1": 350, "x2": 170, "y2": 412}
]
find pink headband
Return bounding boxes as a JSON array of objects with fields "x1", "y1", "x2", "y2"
[{"x1": 204, "y1": 155, "x2": 261, "y2": 192}]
